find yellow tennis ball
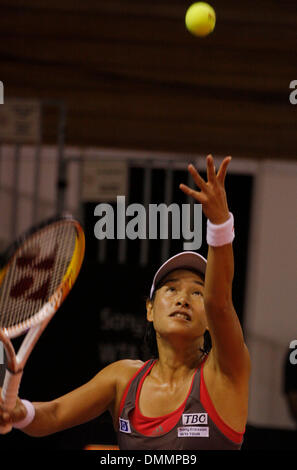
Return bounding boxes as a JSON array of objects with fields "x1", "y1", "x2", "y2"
[{"x1": 185, "y1": 2, "x2": 216, "y2": 37}]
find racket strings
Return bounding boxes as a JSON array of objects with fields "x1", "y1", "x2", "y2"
[{"x1": 0, "y1": 222, "x2": 77, "y2": 329}]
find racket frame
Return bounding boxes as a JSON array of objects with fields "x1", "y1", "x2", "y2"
[{"x1": 0, "y1": 214, "x2": 85, "y2": 430}]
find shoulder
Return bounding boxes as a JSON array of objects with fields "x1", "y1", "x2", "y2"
[
  {"x1": 106, "y1": 359, "x2": 146, "y2": 423},
  {"x1": 89, "y1": 359, "x2": 145, "y2": 394},
  {"x1": 98, "y1": 358, "x2": 144, "y2": 374},
  {"x1": 112, "y1": 359, "x2": 146, "y2": 388},
  {"x1": 99, "y1": 359, "x2": 145, "y2": 390}
]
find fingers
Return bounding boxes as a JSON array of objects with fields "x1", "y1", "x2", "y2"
[
  {"x1": 217, "y1": 156, "x2": 232, "y2": 185},
  {"x1": 181, "y1": 154, "x2": 231, "y2": 197},
  {"x1": 198, "y1": 154, "x2": 231, "y2": 186},
  {"x1": 0, "y1": 408, "x2": 13, "y2": 433},
  {"x1": 0, "y1": 394, "x2": 27, "y2": 432},
  {"x1": 179, "y1": 183, "x2": 191, "y2": 195},
  {"x1": 187, "y1": 164, "x2": 208, "y2": 191},
  {"x1": 0, "y1": 398, "x2": 11, "y2": 423},
  {"x1": 179, "y1": 184, "x2": 207, "y2": 204},
  {"x1": 206, "y1": 154, "x2": 216, "y2": 183}
]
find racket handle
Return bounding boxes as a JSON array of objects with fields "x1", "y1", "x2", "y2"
[
  {"x1": 2, "y1": 369, "x2": 23, "y2": 410},
  {"x1": 0, "y1": 369, "x2": 23, "y2": 433}
]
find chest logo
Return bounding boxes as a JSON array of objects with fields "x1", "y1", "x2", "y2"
[
  {"x1": 182, "y1": 413, "x2": 208, "y2": 425},
  {"x1": 119, "y1": 418, "x2": 131, "y2": 433}
]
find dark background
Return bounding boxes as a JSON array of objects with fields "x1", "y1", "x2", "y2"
[{"x1": 0, "y1": 0, "x2": 296, "y2": 160}]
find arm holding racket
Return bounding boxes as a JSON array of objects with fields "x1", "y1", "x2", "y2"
[{"x1": 0, "y1": 360, "x2": 132, "y2": 436}]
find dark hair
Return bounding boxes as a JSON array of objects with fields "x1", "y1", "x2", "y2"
[
  {"x1": 143, "y1": 321, "x2": 212, "y2": 359},
  {"x1": 143, "y1": 271, "x2": 212, "y2": 359},
  {"x1": 143, "y1": 320, "x2": 159, "y2": 359}
]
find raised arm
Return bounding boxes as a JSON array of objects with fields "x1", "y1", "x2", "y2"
[{"x1": 180, "y1": 155, "x2": 250, "y2": 380}]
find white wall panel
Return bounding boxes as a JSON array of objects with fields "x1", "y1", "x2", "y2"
[{"x1": 245, "y1": 160, "x2": 297, "y2": 429}]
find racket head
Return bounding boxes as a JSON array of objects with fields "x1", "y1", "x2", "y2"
[{"x1": 0, "y1": 214, "x2": 85, "y2": 339}]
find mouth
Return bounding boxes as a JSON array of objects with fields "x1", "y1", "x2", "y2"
[{"x1": 169, "y1": 311, "x2": 191, "y2": 321}]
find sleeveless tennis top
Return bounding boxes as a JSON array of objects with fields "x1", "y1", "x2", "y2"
[{"x1": 117, "y1": 359, "x2": 244, "y2": 450}]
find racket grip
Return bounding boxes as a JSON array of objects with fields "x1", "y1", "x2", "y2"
[
  {"x1": 0, "y1": 370, "x2": 23, "y2": 434},
  {"x1": 1, "y1": 369, "x2": 23, "y2": 411}
]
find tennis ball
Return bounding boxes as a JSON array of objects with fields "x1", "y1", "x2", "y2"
[{"x1": 185, "y1": 2, "x2": 216, "y2": 37}]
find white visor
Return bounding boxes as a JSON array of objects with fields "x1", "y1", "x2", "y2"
[{"x1": 149, "y1": 251, "x2": 207, "y2": 299}]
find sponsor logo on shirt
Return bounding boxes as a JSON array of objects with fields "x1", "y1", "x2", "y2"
[
  {"x1": 182, "y1": 413, "x2": 208, "y2": 425},
  {"x1": 119, "y1": 418, "x2": 131, "y2": 433},
  {"x1": 151, "y1": 425, "x2": 164, "y2": 435},
  {"x1": 178, "y1": 426, "x2": 209, "y2": 438}
]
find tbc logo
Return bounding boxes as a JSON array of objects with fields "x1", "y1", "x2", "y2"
[{"x1": 182, "y1": 413, "x2": 208, "y2": 425}]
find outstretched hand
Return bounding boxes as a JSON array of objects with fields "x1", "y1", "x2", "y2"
[{"x1": 180, "y1": 154, "x2": 232, "y2": 225}]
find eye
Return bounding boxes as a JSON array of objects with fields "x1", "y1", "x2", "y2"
[
  {"x1": 166, "y1": 286, "x2": 176, "y2": 292},
  {"x1": 193, "y1": 291, "x2": 203, "y2": 297}
]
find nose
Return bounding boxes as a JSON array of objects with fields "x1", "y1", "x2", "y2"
[{"x1": 176, "y1": 296, "x2": 190, "y2": 308}]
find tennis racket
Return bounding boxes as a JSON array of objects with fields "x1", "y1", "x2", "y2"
[{"x1": 0, "y1": 214, "x2": 85, "y2": 433}]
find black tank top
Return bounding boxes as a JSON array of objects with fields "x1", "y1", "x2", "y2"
[{"x1": 117, "y1": 359, "x2": 244, "y2": 450}]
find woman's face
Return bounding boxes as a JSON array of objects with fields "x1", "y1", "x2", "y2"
[{"x1": 147, "y1": 268, "x2": 208, "y2": 342}]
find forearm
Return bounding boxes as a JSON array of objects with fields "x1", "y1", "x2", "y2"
[
  {"x1": 22, "y1": 362, "x2": 121, "y2": 437},
  {"x1": 1, "y1": 362, "x2": 120, "y2": 437},
  {"x1": 22, "y1": 384, "x2": 113, "y2": 437},
  {"x1": 203, "y1": 241, "x2": 248, "y2": 374},
  {"x1": 204, "y1": 243, "x2": 234, "y2": 308}
]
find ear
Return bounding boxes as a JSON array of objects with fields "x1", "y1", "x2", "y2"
[{"x1": 146, "y1": 298, "x2": 154, "y2": 322}]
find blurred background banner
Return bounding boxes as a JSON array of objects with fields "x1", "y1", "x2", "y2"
[
  {"x1": 0, "y1": 0, "x2": 296, "y2": 451},
  {"x1": 81, "y1": 159, "x2": 128, "y2": 202},
  {"x1": 0, "y1": 99, "x2": 41, "y2": 144}
]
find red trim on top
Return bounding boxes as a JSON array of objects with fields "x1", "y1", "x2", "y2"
[
  {"x1": 200, "y1": 361, "x2": 244, "y2": 444},
  {"x1": 131, "y1": 361, "x2": 198, "y2": 436},
  {"x1": 118, "y1": 360, "x2": 153, "y2": 418}
]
